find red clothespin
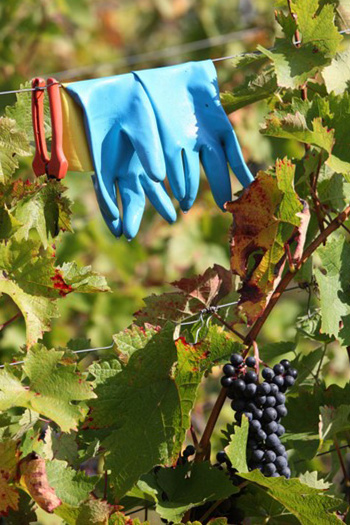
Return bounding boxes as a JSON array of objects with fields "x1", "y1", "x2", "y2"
[{"x1": 31, "y1": 77, "x2": 68, "y2": 180}]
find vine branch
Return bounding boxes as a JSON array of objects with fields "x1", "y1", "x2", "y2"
[{"x1": 0, "y1": 312, "x2": 21, "y2": 332}]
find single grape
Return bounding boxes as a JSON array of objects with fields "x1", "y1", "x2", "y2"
[
  {"x1": 233, "y1": 378, "x2": 246, "y2": 393},
  {"x1": 251, "y1": 449, "x2": 264, "y2": 462},
  {"x1": 274, "y1": 444, "x2": 286, "y2": 456},
  {"x1": 266, "y1": 433, "x2": 280, "y2": 448},
  {"x1": 256, "y1": 429, "x2": 267, "y2": 442},
  {"x1": 265, "y1": 396, "x2": 276, "y2": 407},
  {"x1": 284, "y1": 375, "x2": 295, "y2": 388},
  {"x1": 250, "y1": 419, "x2": 262, "y2": 432},
  {"x1": 272, "y1": 375, "x2": 284, "y2": 388},
  {"x1": 273, "y1": 363, "x2": 285, "y2": 375},
  {"x1": 226, "y1": 387, "x2": 236, "y2": 400},
  {"x1": 257, "y1": 382, "x2": 271, "y2": 395},
  {"x1": 245, "y1": 356, "x2": 256, "y2": 368},
  {"x1": 254, "y1": 408, "x2": 263, "y2": 420},
  {"x1": 223, "y1": 363, "x2": 236, "y2": 377},
  {"x1": 270, "y1": 383, "x2": 279, "y2": 395},
  {"x1": 280, "y1": 359, "x2": 291, "y2": 370},
  {"x1": 221, "y1": 376, "x2": 234, "y2": 388},
  {"x1": 216, "y1": 451, "x2": 227, "y2": 464},
  {"x1": 275, "y1": 456, "x2": 288, "y2": 470},
  {"x1": 271, "y1": 472, "x2": 280, "y2": 477},
  {"x1": 264, "y1": 450, "x2": 276, "y2": 463},
  {"x1": 183, "y1": 445, "x2": 196, "y2": 458},
  {"x1": 287, "y1": 368, "x2": 298, "y2": 379},
  {"x1": 276, "y1": 424, "x2": 285, "y2": 437},
  {"x1": 280, "y1": 467, "x2": 291, "y2": 479},
  {"x1": 230, "y1": 353, "x2": 244, "y2": 367},
  {"x1": 275, "y1": 392, "x2": 286, "y2": 405},
  {"x1": 263, "y1": 462, "x2": 277, "y2": 476},
  {"x1": 244, "y1": 383, "x2": 257, "y2": 398},
  {"x1": 231, "y1": 399, "x2": 246, "y2": 412},
  {"x1": 263, "y1": 407, "x2": 278, "y2": 422},
  {"x1": 264, "y1": 421, "x2": 278, "y2": 435},
  {"x1": 249, "y1": 462, "x2": 263, "y2": 471},
  {"x1": 255, "y1": 395, "x2": 267, "y2": 406},
  {"x1": 262, "y1": 368, "x2": 274, "y2": 381},
  {"x1": 247, "y1": 439, "x2": 258, "y2": 450},
  {"x1": 276, "y1": 405, "x2": 288, "y2": 418},
  {"x1": 245, "y1": 370, "x2": 258, "y2": 383}
]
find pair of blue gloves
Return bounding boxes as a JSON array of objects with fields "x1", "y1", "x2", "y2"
[{"x1": 66, "y1": 60, "x2": 253, "y2": 239}]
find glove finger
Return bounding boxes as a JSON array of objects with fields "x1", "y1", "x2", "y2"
[
  {"x1": 92, "y1": 174, "x2": 122, "y2": 238},
  {"x1": 223, "y1": 129, "x2": 254, "y2": 188},
  {"x1": 200, "y1": 143, "x2": 232, "y2": 210},
  {"x1": 141, "y1": 174, "x2": 177, "y2": 224},
  {"x1": 127, "y1": 77, "x2": 166, "y2": 183},
  {"x1": 163, "y1": 149, "x2": 187, "y2": 203},
  {"x1": 179, "y1": 149, "x2": 200, "y2": 212},
  {"x1": 118, "y1": 175, "x2": 146, "y2": 240}
]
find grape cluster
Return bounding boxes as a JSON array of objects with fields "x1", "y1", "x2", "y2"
[{"x1": 219, "y1": 353, "x2": 298, "y2": 478}]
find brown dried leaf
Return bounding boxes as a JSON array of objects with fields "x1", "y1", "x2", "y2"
[
  {"x1": 225, "y1": 159, "x2": 308, "y2": 323},
  {"x1": 20, "y1": 454, "x2": 61, "y2": 513}
]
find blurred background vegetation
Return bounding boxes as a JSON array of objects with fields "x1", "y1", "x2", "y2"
[{"x1": 1, "y1": 4, "x2": 349, "y2": 516}]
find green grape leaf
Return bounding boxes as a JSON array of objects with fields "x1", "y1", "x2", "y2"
[
  {"x1": 239, "y1": 469, "x2": 343, "y2": 525},
  {"x1": 46, "y1": 459, "x2": 98, "y2": 507},
  {"x1": 87, "y1": 324, "x2": 237, "y2": 499},
  {"x1": 221, "y1": 68, "x2": 277, "y2": 112},
  {"x1": 260, "y1": 0, "x2": 342, "y2": 89},
  {"x1": 14, "y1": 180, "x2": 72, "y2": 247},
  {"x1": 112, "y1": 324, "x2": 158, "y2": 364},
  {"x1": 322, "y1": 48, "x2": 350, "y2": 95},
  {"x1": 0, "y1": 117, "x2": 31, "y2": 183},
  {"x1": 237, "y1": 484, "x2": 299, "y2": 524},
  {"x1": 0, "y1": 345, "x2": 96, "y2": 431},
  {"x1": 139, "y1": 462, "x2": 238, "y2": 523},
  {"x1": 225, "y1": 160, "x2": 308, "y2": 324},
  {"x1": 320, "y1": 405, "x2": 350, "y2": 441},
  {"x1": 0, "y1": 208, "x2": 22, "y2": 240},
  {"x1": 315, "y1": 237, "x2": 350, "y2": 342},
  {"x1": 225, "y1": 416, "x2": 249, "y2": 473},
  {"x1": 58, "y1": 262, "x2": 110, "y2": 293},
  {"x1": 134, "y1": 264, "x2": 232, "y2": 326}
]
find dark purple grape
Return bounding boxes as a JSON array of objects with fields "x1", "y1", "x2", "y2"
[
  {"x1": 271, "y1": 472, "x2": 280, "y2": 477},
  {"x1": 257, "y1": 382, "x2": 271, "y2": 395},
  {"x1": 223, "y1": 363, "x2": 236, "y2": 377},
  {"x1": 251, "y1": 449, "x2": 264, "y2": 462},
  {"x1": 276, "y1": 424, "x2": 285, "y2": 437},
  {"x1": 245, "y1": 371, "x2": 258, "y2": 383},
  {"x1": 276, "y1": 405, "x2": 288, "y2": 418},
  {"x1": 264, "y1": 421, "x2": 278, "y2": 435},
  {"x1": 275, "y1": 456, "x2": 288, "y2": 470},
  {"x1": 183, "y1": 445, "x2": 195, "y2": 458},
  {"x1": 249, "y1": 462, "x2": 263, "y2": 471},
  {"x1": 270, "y1": 383, "x2": 279, "y2": 395},
  {"x1": 280, "y1": 467, "x2": 291, "y2": 478},
  {"x1": 250, "y1": 419, "x2": 262, "y2": 432},
  {"x1": 221, "y1": 376, "x2": 234, "y2": 388},
  {"x1": 226, "y1": 387, "x2": 236, "y2": 400},
  {"x1": 247, "y1": 439, "x2": 258, "y2": 450},
  {"x1": 216, "y1": 451, "x2": 227, "y2": 464},
  {"x1": 266, "y1": 433, "x2": 280, "y2": 448},
  {"x1": 274, "y1": 444, "x2": 286, "y2": 456},
  {"x1": 263, "y1": 407, "x2": 278, "y2": 422},
  {"x1": 284, "y1": 375, "x2": 295, "y2": 388},
  {"x1": 244, "y1": 383, "x2": 257, "y2": 398},
  {"x1": 254, "y1": 408, "x2": 263, "y2": 420},
  {"x1": 231, "y1": 399, "x2": 246, "y2": 412},
  {"x1": 256, "y1": 429, "x2": 267, "y2": 442},
  {"x1": 233, "y1": 378, "x2": 246, "y2": 393},
  {"x1": 262, "y1": 368, "x2": 274, "y2": 381},
  {"x1": 265, "y1": 396, "x2": 276, "y2": 407},
  {"x1": 263, "y1": 462, "x2": 277, "y2": 476},
  {"x1": 275, "y1": 392, "x2": 286, "y2": 405},
  {"x1": 230, "y1": 353, "x2": 244, "y2": 367},
  {"x1": 245, "y1": 356, "x2": 256, "y2": 368},
  {"x1": 243, "y1": 411, "x2": 253, "y2": 422},
  {"x1": 272, "y1": 375, "x2": 284, "y2": 388},
  {"x1": 280, "y1": 359, "x2": 291, "y2": 370},
  {"x1": 287, "y1": 368, "x2": 298, "y2": 379},
  {"x1": 264, "y1": 450, "x2": 276, "y2": 463},
  {"x1": 255, "y1": 395, "x2": 266, "y2": 406},
  {"x1": 273, "y1": 363, "x2": 285, "y2": 375}
]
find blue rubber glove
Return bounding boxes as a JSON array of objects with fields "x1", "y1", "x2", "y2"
[
  {"x1": 133, "y1": 60, "x2": 254, "y2": 211},
  {"x1": 65, "y1": 74, "x2": 176, "y2": 239}
]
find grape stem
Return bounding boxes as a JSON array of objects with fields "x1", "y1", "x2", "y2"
[{"x1": 194, "y1": 204, "x2": 350, "y2": 466}]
